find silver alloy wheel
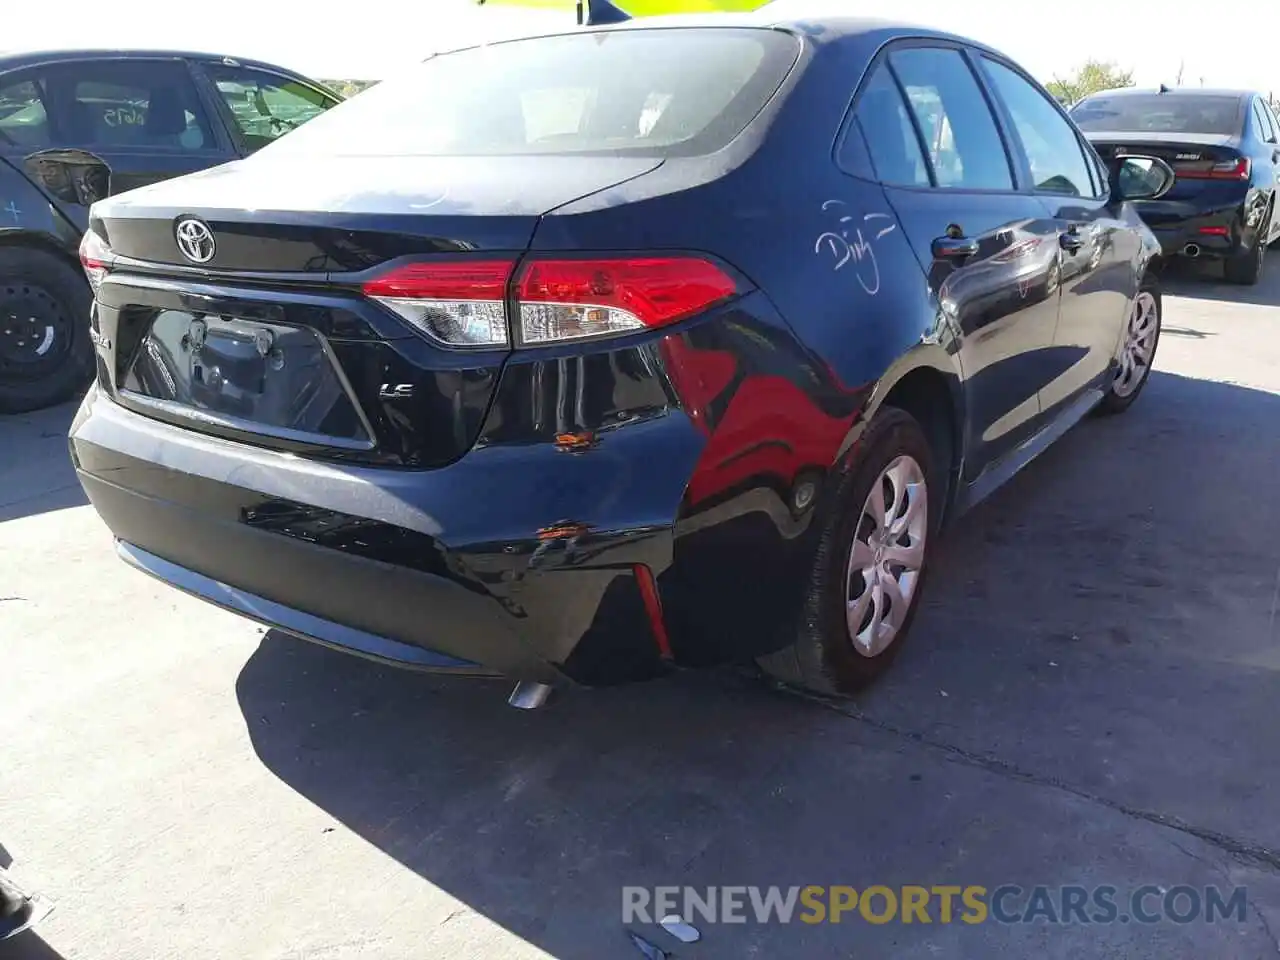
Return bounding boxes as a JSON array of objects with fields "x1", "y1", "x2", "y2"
[
  {"x1": 1113, "y1": 291, "x2": 1158, "y2": 398},
  {"x1": 845, "y1": 454, "x2": 928, "y2": 657}
]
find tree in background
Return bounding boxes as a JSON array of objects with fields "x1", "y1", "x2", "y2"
[
  {"x1": 1046, "y1": 60, "x2": 1135, "y2": 106},
  {"x1": 322, "y1": 79, "x2": 380, "y2": 99}
]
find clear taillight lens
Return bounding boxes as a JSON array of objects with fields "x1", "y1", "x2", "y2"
[
  {"x1": 361, "y1": 260, "x2": 514, "y2": 348},
  {"x1": 79, "y1": 229, "x2": 113, "y2": 294},
  {"x1": 515, "y1": 257, "x2": 738, "y2": 345}
]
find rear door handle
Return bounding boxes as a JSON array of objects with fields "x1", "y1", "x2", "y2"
[
  {"x1": 1059, "y1": 228, "x2": 1085, "y2": 253},
  {"x1": 932, "y1": 235, "x2": 979, "y2": 260}
]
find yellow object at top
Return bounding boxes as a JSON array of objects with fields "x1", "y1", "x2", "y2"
[{"x1": 477, "y1": 0, "x2": 765, "y2": 14}]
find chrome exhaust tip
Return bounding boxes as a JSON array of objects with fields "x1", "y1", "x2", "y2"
[
  {"x1": 1183, "y1": 243, "x2": 1201, "y2": 258},
  {"x1": 508, "y1": 681, "x2": 553, "y2": 710}
]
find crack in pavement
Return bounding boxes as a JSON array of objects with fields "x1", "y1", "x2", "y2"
[
  {"x1": 1250, "y1": 895, "x2": 1280, "y2": 957},
  {"x1": 763, "y1": 680, "x2": 1280, "y2": 875},
  {"x1": 1167, "y1": 837, "x2": 1280, "y2": 955}
]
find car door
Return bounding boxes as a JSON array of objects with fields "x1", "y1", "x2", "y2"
[
  {"x1": 853, "y1": 44, "x2": 1062, "y2": 479},
  {"x1": 17, "y1": 57, "x2": 234, "y2": 230},
  {"x1": 197, "y1": 62, "x2": 340, "y2": 157},
  {"x1": 1251, "y1": 98, "x2": 1280, "y2": 243},
  {"x1": 977, "y1": 54, "x2": 1138, "y2": 416}
]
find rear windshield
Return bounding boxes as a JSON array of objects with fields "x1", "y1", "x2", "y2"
[
  {"x1": 1070, "y1": 94, "x2": 1243, "y2": 136},
  {"x1": 260, "y1": 28, "x2": 800, "y2": 159}
]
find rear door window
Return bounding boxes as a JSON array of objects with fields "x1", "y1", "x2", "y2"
[
  {"x1": 205, "y1": 65, "x2": 339, "y2": 152},
  {"x1": 851, "y1": 65, "x2": 929, "y2": 186},
  {"x1": 1251, "y1": 99, "x2": 1276, "y2": 143},
  {"x1": 1263, "y1": 101, "x2": 1280, "y2": 143},
  {"x1": 39, "y1": 59, "x2": 215, "y2": 151},
  {"x1": 0, "y1": 74, "x2": 52, "y2": 149},
  {"x1": 887, "y1": 47, "x2": 1014, "y2": 191},
  {"x1": 981, "y1": 57, "x2": 1097, "y2": 198},
  {"x1": 259, "y1": 28, "x2": 801, "y2": 159}
]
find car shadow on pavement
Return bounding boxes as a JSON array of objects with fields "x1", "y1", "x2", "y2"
[
  {"x1": 0, "y1": 400, "x2": 87, "y2": 523},
  {"x1": 1158, "y1": 256, "x2": 1280, "y2": 307},
  {"x1": 0, "y1": 934, "x2": 65, "y2": 960},
  {"x1": 235, "y1": 370, "x2": 1280, "y2": 959}
]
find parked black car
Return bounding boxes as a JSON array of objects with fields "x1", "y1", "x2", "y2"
[
  {"x1": 71, "y1": 7, "x2": 1174, "y2": 704},
  {"x1": 0, "y1": 49, "x2": 342, "y2": 413},
  {"x1": 1071, "y1": 86, "x2": 1280, "y2": 284}
]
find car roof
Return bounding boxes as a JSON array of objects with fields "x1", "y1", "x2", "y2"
[
  {"x1": 0, "y1": 46, "x2": 311, "y2": 77},
  {"x1": 592, "y1": 9, "x2": 983, "y2": 46},
  {"x1": 436, "y1": 8, "x2": 1010, "y2": 66},
  {"x1": 1086, "y1": 86, "x2": 1255, "y2": 100}
]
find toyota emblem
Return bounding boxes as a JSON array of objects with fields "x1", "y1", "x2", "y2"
[{"x1": 175, "y1": 218, "x2": 216, "y2": 264}]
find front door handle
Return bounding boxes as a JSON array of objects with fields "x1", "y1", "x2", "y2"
[
  {"x1": 1059, "y1": 227, "x2": 1085, "y2": 253},
  {"x1": 932, "y1": 235, "x2": 980, "y2": 260}
]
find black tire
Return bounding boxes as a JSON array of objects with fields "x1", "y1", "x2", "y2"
[
  {"x1": 0, "y1": 246, "x2": 94, "y2": 415},
  {"x1": 1097, "y1": 280, "x2": 1161, "y2": 416},
  {"x1": 1224, "y1": 233, "x2": 1265, "y2": 285},
  {"x1": 757, "y1": 407, "x2": 940, "y2": 696}
]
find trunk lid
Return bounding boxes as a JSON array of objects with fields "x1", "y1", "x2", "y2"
[
  {"x1": 93, "y1": 154, "x2": 663, "y2": 272},
  {"x1": 1085, "y1": 131, "x2": 1248, "y2": 200},
  {"x1": 88, "y1": 154, "x2": 662, "y2": 467}
]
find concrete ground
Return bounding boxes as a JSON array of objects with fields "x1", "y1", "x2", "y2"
[{"x1": 2, "y1": 258, "x2": 1280, "y2": 959}]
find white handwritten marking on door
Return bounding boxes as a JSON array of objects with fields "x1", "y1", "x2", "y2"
[{"x1": 813, "y1": 200, "x2": 897, "y2": 296}]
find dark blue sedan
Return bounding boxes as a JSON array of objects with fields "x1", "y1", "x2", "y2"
[
  {"x1": 70, "y1": 3, "x2": 1174, "y2": 704},
  {"x1": 1072, "y1": 86, "x2": 1280, "y2": 284}
]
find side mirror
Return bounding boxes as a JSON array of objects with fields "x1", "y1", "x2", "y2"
[{"x1": 1111, "y1": 155, "x2": 1175, "y2": 203}]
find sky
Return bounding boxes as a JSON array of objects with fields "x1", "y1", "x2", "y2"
[{"x1": 6, "y1": 0, "x2": 1279, "y2": 94}]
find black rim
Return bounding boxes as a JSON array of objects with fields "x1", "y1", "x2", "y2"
[{"x1": 0, "y1": 280, "x2": 72, "y2": 384}]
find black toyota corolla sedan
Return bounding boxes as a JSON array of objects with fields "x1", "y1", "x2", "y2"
[
  {"x1": 70, "y1": 4, "x2": 1174, "y2": 705},
  {"x1": 1071, "y1": 86, "x2": 1280, "y2": 284}
]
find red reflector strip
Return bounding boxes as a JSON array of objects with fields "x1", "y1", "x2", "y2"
[
  {"x1": 633, "y1": 564, "x2": 673, "y2": 660},
  {"x1": 1198, "y1": 225, "x2": 1230, "y2": 236}
]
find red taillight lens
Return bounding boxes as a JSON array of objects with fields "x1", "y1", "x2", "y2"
[
  {"x1": 1174, "y1": 157, "x2": 1251, "y2": 180},
  {"x1": 515, "y1": 256, "x2": 738, "y2": 345},
  {"x1": 79, "y1": 230, "x2": 113, "y2": 294},
  {"x1": 361, "y1": 260, "x2": 515, "y2": 348}
]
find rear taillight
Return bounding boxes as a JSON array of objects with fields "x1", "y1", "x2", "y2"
[
  {"x1": 362, "y1": 255, "x2": 738, "y2": 349},
  {"x1": 1174, "y1": 157, "x2": 1251, "y2": 180},
  {"x1": 79, "y1": 230, "x2": 114, "y2": 294},
  {"x1": 362, "y1": 260, "x2": 514, "y2": 348},
  {"x1": 514, "y1": 257, "x2": 738, "y2": 345}
]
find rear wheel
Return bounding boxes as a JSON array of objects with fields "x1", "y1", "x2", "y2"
[
  {"x1": 1097, "y1": 282, "x2": 1161, "y2": 415},
  {"x1": 1224, "y1": 225, "x2": 1267, "y2": 285},
  {"x1": 1223, "y1": 207, "x2": 1264, "y2": 285},
  {"x1": 0, "y1": 247, "x2": 93, "y2": 414},
  {"x1": 757, "y1": 407, "x2": 939, "y2": 696}
]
